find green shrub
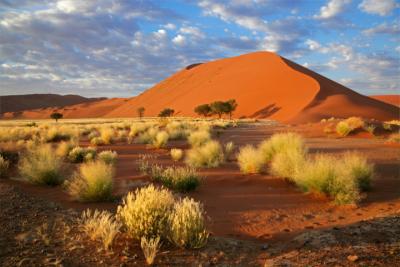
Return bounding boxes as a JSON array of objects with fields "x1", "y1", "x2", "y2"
[
  {"x1": 148, "y1": 165, "x2": 201, "y2": 192},
  {"x1": 117, "y1": 185, "x2": 175, "y2": 240},
  {"x1": 18, "y1": 145, "x2": 64, "y2": 185},
  {"x1": 185, "y1": 140, "x2": 224, "y2": 168},
  {"x1": 259, "y1": 132, "x2": 306, "y2": 162},
  {"x1": 97, "y1": 150, "x2": 117, "y2": 165},
  {"x1": 170, "y1": 148, "x2": 183, "y2": 161},
  {"x1": 66, "y1": 161, "x2": 114, "y2": 202},
  {"x1": 237, "y1": 145, "x2": 265, "y2": 174},
  {"x1": 80, "y1": 209, "x2": 121, "y2": 250},
  {"x1": 187, "y1": 130, "x2": 211, "y2": 147},
  {"x1": 0, "y1": 155, "x2": 10, "y2": 178},
  {"x1": 168, "y1": 197, "x2": 208, "y2": 248},
  {"x1": 68, "y1": 147, "x2": 97, "y2": 163}
]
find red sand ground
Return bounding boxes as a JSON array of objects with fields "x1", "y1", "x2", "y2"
[
  {"x1": 0, "y1": 94, "x2": 104, "y2": 115},
  {"x1": 2, "y1": 52, "x2": 399, "y2": 123},
  {"x1": 3, "y1": 123, "x2": 399, "y2": 243},
  {"x1": 370, "y1": 95, "x2": 400, "y2": 107}
]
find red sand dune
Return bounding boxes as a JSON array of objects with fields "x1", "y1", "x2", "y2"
[
  {"x1": 106, "y1": 52, "x2": 398, "y2": 123},
  {"x1": 3, "y1": 52, "x2": 399, "y2": 122},
  {"x1": 2, "y1": 98, "x2": 127, "y2": 119},
  {"x1": 0, "y1": 94, "x2": 104, "y2": 115},
  {"x1": 370, "y1": 95, "x2": 400, "y2": 107}
]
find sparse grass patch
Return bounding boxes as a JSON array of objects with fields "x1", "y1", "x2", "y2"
[
  {"x1": 117, "y1": 185, "x2": 175, "y2": 240},
  {"x1": 148, "y1": 165, "x2": 201, "y2": 192},
  {"x1": 66, "y1": 161, "x2": 114, "y2": 202},
  {"x1": 185, "y1": 140, "x2": 224, "y2": 168},
  {"x1": 170, "y1": 148, "x2": 183, "y2": 161},
  {"x1": 80, "y1": 209, "x2": 121, "y2": 250},
  {"x1": 237, "y1": 145, "x2": 265, "y2": 174},
  {"x1": 224, "y1": 141, "x2": 235, "y2": 160},
  {"x1": 168, "y1": 197, "x2": 208, "y2": 248},
  {"x1": 18, "y1": 145, "x2": 64, "y2": 185},
  {"x1": 98, "y1": 150, "x2": 118, "y2": 165}
]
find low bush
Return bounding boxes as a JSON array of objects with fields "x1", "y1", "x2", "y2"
[
  {"x1": 66, "y1": 161, "x2": 114, "y2": 202},
  {"x1": 170, "y1": 148, "x2": 183, "y2": 161},
  {"x1": 258, "y1": 132, "x2": 306, "y2": 163},
  {"x1": 100, "y1": 128, "x2": 114, "y2": 145},
  {"x1": 44, "y1": 127, "x2": 71, "y2": 142},
  {"x1": 0, "y1": 155, "x2": 10, "y2": 178},
  {"x1": 136, "y1": 127, "x2": 159, "y2": 144},
  {"x1": 68, "y1": 147, "x2": 97, "y2": 163},
  {"x1": 185, "y1": 140, "x2": 224, "y2": 168},
  {"x1": 237, "y1": 145, "x2": 265, "y2": 174},
  {"x1": 80, "y1": 209, "x2": 121, "y2": 250},
  {"x1": 18, "y1": 145, "x2": 64, "y2": 185},
  {"x1": 117, "y1": 185, "x2": 175, "y2": 240},
  {"x1": 168, "y1": 197, "x2": 208, "y2": 248},
  {"x1": 90, "y1": 137, "x2": 104, "y2": 146},
  {"x1": 340, "y1": 152, "x2": 374, "y2": 191},
  {"x1": 187, "y1": 130, "x2": 211, "y2": 147},
  {"x1": 148, "y1": 165, "x2": 201, "y2": 192},
  {"x1": 345, "y1": 117, "x2": 364, "y2": 130},
  {"x1": 98, "y1": 150, "x2": 118, "y2": 165},
  {"x1": 336, "y1": 117, "x2": 365, "y2": 137}
]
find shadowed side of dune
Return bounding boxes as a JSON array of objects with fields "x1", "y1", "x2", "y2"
[{"x1": 281, "y1": 58, "x2": 399, "y2": 123}]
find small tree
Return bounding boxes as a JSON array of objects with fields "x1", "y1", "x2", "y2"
[
  {"x1": 194, "y1": 104, "x2": 211, "y2": 118},
  {"x1": 158, "y1": 108, "x2": 174, "y2": 117},
  {"x1": 225, "y1": 99, "x2": 238, "y2": 119},
  {"x1": 50, "y1": 112, "x2": 63, "y2": 122},
  {"x1": 137, "y1": 107, "x2": 145, "y2": 119},
  {"x1": 210, "y1": 101, "x2": 228, "y2": 119}
]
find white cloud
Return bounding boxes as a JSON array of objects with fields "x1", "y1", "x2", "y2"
[
  {"x1": 314, "y1": 0, "x2": 351, "y2": 19},
  {"x1": 164, "y1": 23, "x2": 176, "y2": 30},
  {"x1": 172, "y1": 34, "x2": 186, "y2": 45},
  {"x1": 359, "y1": 0, "x2": 398, "y2": 16},
  {"x1": 179, "y1": 26, "x2": 205, "y2": 39},
  {"x1": 362, "y1": 22, "x2": 400, "y2": 36},
  {"x1": 305, "y1": 39, "x2": 321, "y2": 51}
]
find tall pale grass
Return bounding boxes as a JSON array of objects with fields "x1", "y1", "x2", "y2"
[
  {"x1": 141, "y1": 236, "x2": 161, "y2": 265},
  {"x1": 117, "y1": 185, "x2": 175, "y2": 240},
  {"x1": 18, "y1": 145, "x2": 64, "y2": 185},
  {"x1": 168, "y1": 197, "x2": 208, "y2": 248}
]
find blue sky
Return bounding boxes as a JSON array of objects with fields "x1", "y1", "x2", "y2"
[{"x1": 0, "y1": 0, "x2": 399, "y2": 97}]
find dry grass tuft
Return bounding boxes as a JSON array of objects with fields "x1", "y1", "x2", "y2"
[
  {"x1": 0, "y1": 155, "x2": 10, "y2": 178},
  {"x1": 170, "y1": 148, "x2": 183, "y2": 161},
  {"x1": 141, "y1": 236, "x2": 161, "y2": 265},
  {"x1": 80, "y1": 209, "x2": 121, "y2": 250},
  {"x1": 187, "y1": 130, "x2": 211, "y2": 147},
  {"x1": 97, "y1": 150, "x2": 118, "y2": 165},
  {"x1": 237, "y1": 145, "x2": 265, "y2": 174},
  {"x1": 185, "y1": 140, "x2": 224, "y2": 168}
]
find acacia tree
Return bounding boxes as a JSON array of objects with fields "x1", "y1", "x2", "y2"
[
  {"x1": 210, "y1": 101, "x2": 228, "y2": 119},
  {"x1": 137, "y1": 107, "x2": 145, "y2": 119},
  {"x1": 158, "y1": 108, "x2": 174, "y2": 117},
  {"x1": 194, "y1": 104, "x2": 212, "y2": 117},
  {"x1": 225, "y1": 99, "x2": 238, "y2": 119},
  {"x1": 50, "y1": 112, "x2": 63, "y2": 122}
]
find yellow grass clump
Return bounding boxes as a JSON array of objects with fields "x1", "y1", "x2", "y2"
[
  {"x1": 66, "y1": 161, "x2": 114, "y2": 202},
  {"x1": 170, "y1": 148, "x2": 183, "y2": 161},
  {"x1": 185, "y1": 140, "x2": 224, "y2": 168},
  {"x1": 237, "y1": 145, "x2": 265, "y2": 174},
  {"x1": 97, "y1": 150, "x2": 118, "y2": 165},
  {"x1": 141, "y1": 236, "x2": 161, "y2": 265},
  {"x1": 187, "y1": 130, "x2": 211, "y2": 147}
]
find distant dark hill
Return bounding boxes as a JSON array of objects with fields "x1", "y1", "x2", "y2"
[{"x1": 0, "y1": 94, "x2": 106, "y2": 114}]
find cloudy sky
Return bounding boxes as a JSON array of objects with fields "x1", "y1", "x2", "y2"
[{"x1": 0, "y1": 0, "x2": 399, "y2": 97}]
